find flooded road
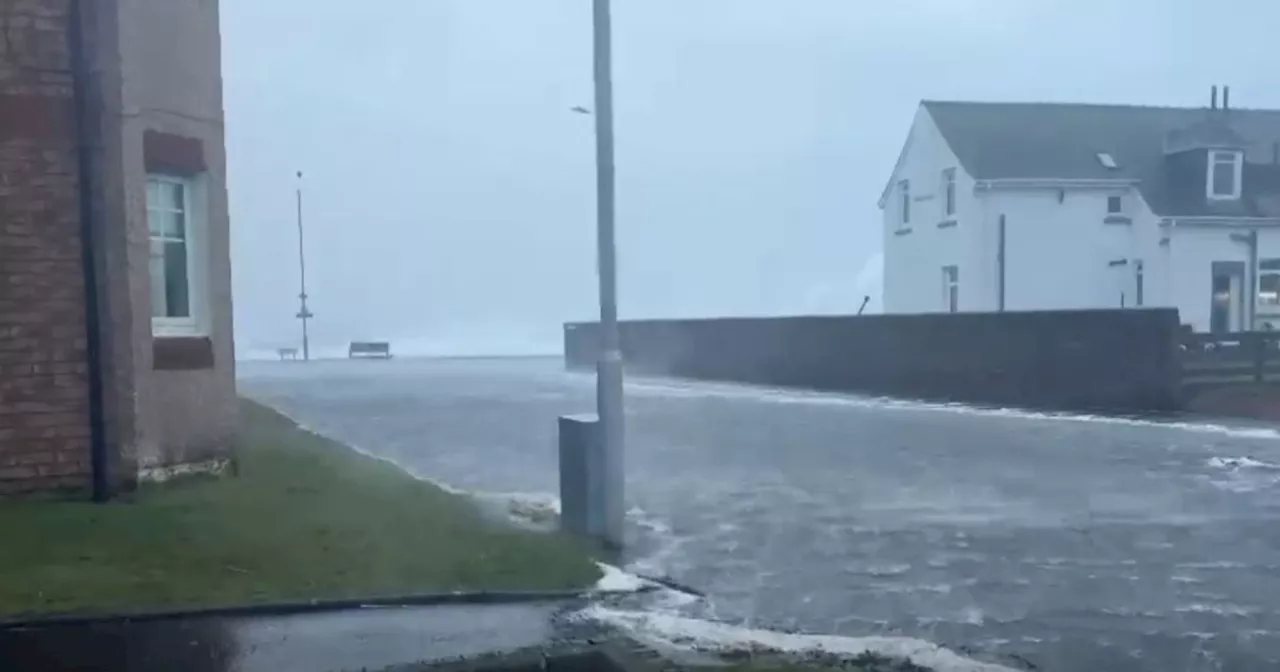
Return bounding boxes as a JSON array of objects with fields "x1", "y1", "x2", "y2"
[{"x1": 240, "y1": 357, "x2": 1280, "y2": 671}]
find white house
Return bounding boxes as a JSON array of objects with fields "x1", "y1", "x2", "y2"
[{"x1": 878, "y1": 87, "x2": 1280, "y2": 333}]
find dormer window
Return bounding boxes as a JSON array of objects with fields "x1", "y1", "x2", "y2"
[{"x1": 1208, "y1": 150, "x2": 1243, "y2": 200}]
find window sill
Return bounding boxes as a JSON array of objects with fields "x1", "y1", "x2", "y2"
[
  {"x1": 153, "y1": 336, "x2": 215, "y2": 371},
  {"x1": 893, "y1": 227, "x2": 913, "y2": 236},
  {"x1": 153, "y1": 317, "x2": 204, "y2": 337},
  {"x1": 936, "y1": 219, "x2": 958, "y2": 229},
  {"x1": 1103, "y1": 215, "x2": 1132, "y2": 225}
]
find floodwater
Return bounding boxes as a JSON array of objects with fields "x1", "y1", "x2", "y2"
[{"x1": 240, "y1": 357, "x2": 1280, "y2": 671}]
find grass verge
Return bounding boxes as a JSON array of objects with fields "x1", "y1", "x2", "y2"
[{"x1": 0, "y1": 399, "x2": 601, "y2": 618}]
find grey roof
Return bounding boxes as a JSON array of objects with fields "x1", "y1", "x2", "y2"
[{"x1": 923, "y1": 100, "x2": 1280, "y2": 218}]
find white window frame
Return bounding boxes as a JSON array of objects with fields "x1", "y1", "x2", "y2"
[
  {"x1": 899, "y1": 179, "x2": 910, "y2": 224},
  {"x1": 1207, "y1": 150, "x2": 1243, "y2": 200},
  {"x1": 942, "y1": 265, "x2": 959, "y2": 313},
  {"x1": 1260, "y1": 258, "x2": 1280, "y2": 307},
  {"x1": 147, "y1": 174, "x2": 207, "y2": 337},
  {"x1": 942, "y1": 168, "x2": 956, "y2": 217}
]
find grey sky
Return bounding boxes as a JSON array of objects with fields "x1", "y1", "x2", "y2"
[{"x1": 221, "y1": 0, "x2": 1280, "y2": 357}]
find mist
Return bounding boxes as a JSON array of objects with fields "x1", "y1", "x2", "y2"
[{"x1": 222, "y1": 0, "x2": 1280, "y2": 359}]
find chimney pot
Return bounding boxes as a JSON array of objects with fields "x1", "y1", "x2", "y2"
[
  {"x1": 1224, "y1": 85, "x2": 1231, "y2": 110},
  {"x1": 1211, "y1": 85, "x2": 1218, "y2": 109}
]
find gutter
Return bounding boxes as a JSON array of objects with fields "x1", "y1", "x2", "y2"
[
  {"x1": 68, "y1": 0, "x2": 112, "y2": 502},
  {"x1": 1164, "y1": 216, "x2": 1280, "y2": 228},
  {"x1": 975, "y1": 177, "x2": 1141, "y2": 192}
]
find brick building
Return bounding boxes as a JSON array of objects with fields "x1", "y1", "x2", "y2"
[{"x1": 0, "y1": 0, "x2": 235, "y2": 496}]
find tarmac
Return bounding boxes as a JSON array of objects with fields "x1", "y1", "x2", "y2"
[{"x1": 0, "y1": 601, "x2": 595, "y2": 672}]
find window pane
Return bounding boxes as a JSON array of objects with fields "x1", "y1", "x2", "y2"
[
  {"x1": 151, "y1": 181, "x2": 184, "y2": 210},
  {"x1": 147, "y1": 207, "x2": 162, "y2": 236},
  {"x1": 148, "y1": 210, "x2": 185, "y2": 238},
  {"x1": 149, "y1": 240, "x2": 168, "y2": 317},
  {"x1": 164, "y1": 240, "x2": 190, "y2": 318},
  {"x1": 167, "y1": 210, "x2": 185, "y2": 238},
  {"x1": 1213, "y1": 162, "x2": 1235, "y2": 195},
  {"x1": 147, "y1": 179, "x2": 186, "y2": 210},
  {"x1": 167, "y1": 182, "x2": 185, "y2": 211},
  {"x1": 1261, "y1": 274, "x2": 1280, "y2": 305},
  {"x1": 1260, "y1": 259, "x2": 1280, "y2": 271}
]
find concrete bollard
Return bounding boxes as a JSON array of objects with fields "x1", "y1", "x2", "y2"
[
  {"x1": 558, "y1": 414, "x2": 622, "y2": 546},
  {"x1": 558, "y1": 414, "x2": 597, "y2": 538}
]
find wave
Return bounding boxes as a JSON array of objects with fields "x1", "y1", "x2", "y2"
[
  {"x1": 1207, "y1": 456, "x2": 1280, "y2": 470},
  {"x1": 619, "y1": 376, "x2": 1280, "y2": 441},
  {"x1": 1175, "y1": 603, "x2": 1260, "y2": 617},
  {"x1": 572, "y1": 605, "x2": 1018, "y2": 672},
  {"x1": 594, "y1": 563, "x2": 654, "y2": 593}
]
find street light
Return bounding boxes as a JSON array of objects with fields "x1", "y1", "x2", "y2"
[
  {"x1": 295, "y1": 171, "x2": 313, "y2": 361},
  {"x1": 590, "y1": 0, "x2": 625, "y2": 547}
]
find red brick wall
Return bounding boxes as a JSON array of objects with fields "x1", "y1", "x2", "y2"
[{"x1": 0, "y1": 0, "x2": 93, "y2": 494}]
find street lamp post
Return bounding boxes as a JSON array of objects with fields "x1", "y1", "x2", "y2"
[
  {"x1": 295, "y1": 171, "x2": 313, "y2": 361},
  {"x1": 591, "y1": 0, "x2": 625, "y2": 547}
]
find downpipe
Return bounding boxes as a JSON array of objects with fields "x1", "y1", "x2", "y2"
[{"x1": 68, "y1": 0, "x2": 112, "y2": 502}]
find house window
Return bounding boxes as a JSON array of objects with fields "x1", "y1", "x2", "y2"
[
  {"x1": 1208, "y1": 150, "x2": 1243, "y2": 199},
  {"x1": 147, "y1": 175, "x2": 202, "y2": 335},
  {"x1": 1107, "y1": 195, "x2": 1123, "y2": 214},
  {"x1": 1259, "y1": 259, "x2": 1280, "y2": 306},
  {"x1": 899, "y1": 180, "x2": 910, "y2": 224},
  {"x1": 942, "y1": 265, "x2": 959, "y2": 313},
  {"x1": 942, "y1": 168, "x2": 956, "y2": 217}
]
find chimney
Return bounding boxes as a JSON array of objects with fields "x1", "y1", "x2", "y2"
[
  {"x1": 1224, "y1": 85, "x2": 1231, "y2": 111},
  {"x1": 1211, "y1": 85, "x2": 1218, "y2": 110}
]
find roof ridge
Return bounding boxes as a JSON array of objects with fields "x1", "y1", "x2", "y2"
[{"x1": 921, "y1": 99, "x2": 1280, "y2": 114}]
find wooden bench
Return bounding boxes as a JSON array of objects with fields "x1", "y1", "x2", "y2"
[{"x1": 348, "y1": 341, "x2": 392, "y2": 359}]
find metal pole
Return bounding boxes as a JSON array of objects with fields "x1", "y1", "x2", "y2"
[
  {"x1": 592, "y1": 0, "x2": 625, "y2": 548},
  {"x1": 295, "y1": 171, "x2": 312, "y2": 361}
]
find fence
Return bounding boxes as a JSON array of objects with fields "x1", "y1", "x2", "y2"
[
  {"x1": 565, "y1": 309, "x2": 1184, "y2": 412},
  {"x1": 1181, "y1": 330, "x2": 1280, "y2": 388}
]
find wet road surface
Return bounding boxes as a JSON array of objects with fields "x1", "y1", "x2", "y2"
[
  {"x1": 239, "y1": 357, "x2": 1280, "y2": 671},
  {"x1": 0, "y1": 602, "x2": 575, "y2": 672}
]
